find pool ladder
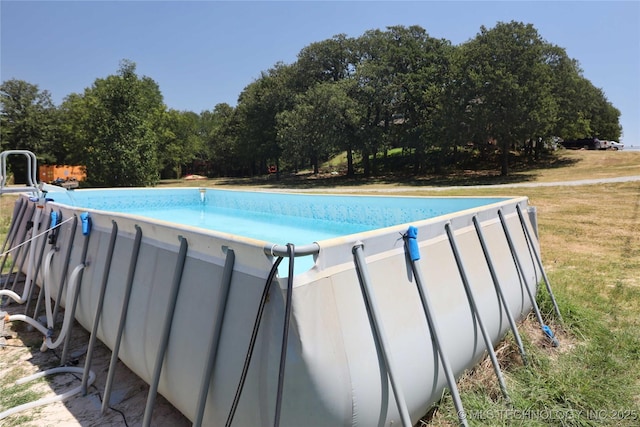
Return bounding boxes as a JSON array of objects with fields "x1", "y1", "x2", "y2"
[{"x1": 0, "y1": 150, "x2": 40, "y2": 196}]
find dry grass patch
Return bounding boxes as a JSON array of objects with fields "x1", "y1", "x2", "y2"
[{"x1": 522, "y1": 150, "x2": 640, "y2": 182}]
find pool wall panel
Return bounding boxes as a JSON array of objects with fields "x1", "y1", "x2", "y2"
[{"x1": 17, "y1": 192, "x2": 541, "y2": 426}]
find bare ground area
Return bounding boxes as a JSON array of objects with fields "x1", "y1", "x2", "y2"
[{"x1": 1, "y1": 274, "x2": 191, "y2": 427}]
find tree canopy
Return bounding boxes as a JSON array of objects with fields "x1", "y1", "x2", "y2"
[
  {"x1": 0, "y1": 79, "x2": 56, "y2": 158},
  {"x1": 0, "y1": 22, "x2": 622, "y2": 186},
  {"x1": 62, "y1": 60, "x2": 164, "y2": 187}
]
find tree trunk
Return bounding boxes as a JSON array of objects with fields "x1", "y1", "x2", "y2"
[
  {"x1": 371, "y1": 150, "x2": 377, "y2": 176},
  {"x1": 501, "y1": 140, "x2": 509, "y2": 176},
  {"x1": 346, "y1": 147, "x2": 354, "y2": 176},
  {"x1": 534, "y1": 137, "x2": 542, "y2": 161},
  {"x1": 413, "y1": 148, "x2": 421, "y2": 174},
  {"x1": 362, "y1": 149, "x2": 370, "y2": 177},
  {"x1": 524, "y1": 138, "x2": 532, "y2": 161}
]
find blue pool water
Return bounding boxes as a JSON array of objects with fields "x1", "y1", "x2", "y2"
[{"x1": 50, "y1": 188, "x2": 507, "y2": 245}]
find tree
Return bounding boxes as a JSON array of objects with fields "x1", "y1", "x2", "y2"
[
  {"x1": 57, "y1": 93, "x2": 88, "y2": 165},
  {"x1": 295, "y1": 35, "x2": 363, "y2": 175},
  {"x1": 0, "y1": 79, "x2": 56, "y2": 158},
  {"x1": 277, "y1": 80, "x2": 358, "y2": 174},
  {"x1": 235, "y1": 63, "x2": 299, "y2": 176},
  {"x1": 200, "y1": 103, "x2": 238, "y2": 176},
  {"x1": 296, "y1": 34, "x2": 356, "y2": 84},
  {"x1": 66, "y1": 60, "x2": 165, "y2": 187},
  {"x1": 379, "y1": 26, "x2": 454, "y2": 173},
  {"x1": 157, "y1": 109, "x2": 203, "y2": 179},
  {"x1": 588, "y1": 91, "x2": 621, "y2": 141},
  {"x1": 350, "y1": 28, "x2": 397, "y2": 176},
  {"x1": 349, "y1": 26, "x2": 454, "y2": 175},
  {"x1": 0, "y1": 79, "x2": 59, "y2": 183},
  {"x1": 454, "y1": 22, "x2": 557, "y2": 175},
  {"x1": 543, "y1": 44, "x2": 621, "y2": 144}
]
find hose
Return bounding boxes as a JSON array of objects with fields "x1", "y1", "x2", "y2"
[
  {"x1": 0, "y1": 367, "x2": 96, "y2": 421},
  {"x1": 225, "y1": 255, "x2": 284, "y2": 427},
  {"x1": 3, "y1": 213, "x2": 79, "y2": 349},
  {"x1": 0, "y1": 217, "x2": 73, "y2": 304},
  {"x1": 0, "y1": 202, "x2": 95, "y2": 422},
  {"x1": 4, "y1": 312, "x2": 48, "y2": 335},
  {"x1": 6, "y1": 261, "x2": 85, "y2": 351},
  {"x1": 41, "y1": 263, "x2": 86, "y2": 351},
  {"x1": 274, "y1": 243, "x2": 295, "y2": 427},
  {"x1": 43, "y1": 249, "x2": 56, "y2": 327}
]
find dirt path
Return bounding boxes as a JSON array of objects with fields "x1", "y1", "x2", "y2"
[{"x1": 275, "y1": 175, "x2": 640, "y2": 193}]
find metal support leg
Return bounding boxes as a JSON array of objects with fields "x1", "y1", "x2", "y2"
[
  {"x1": 9, "y1": 228, "x2": 31, "y2": 293},
  {"x1": 472, "y1": 216, "x2": 527, "y2": 365},
  {"x1": 516, "y1": 205, "x2": 562, "y2": 322},
  {"x1": 24, "y1": 214, "x2": 52, "y2": 315},
  {"x1": 16, "y1": 199, "x2": 45, "y2": 301},
  {"x1": 60, "y1": 220, "x2": 91, "y2": 364},
  {"x1": 193, "y1": 248, "x2": 235, "y2": 427},
  {"x1": 0, "y1": 198, "x2": 25, "y2": 274},
  {"x1": 352, "y1": 242, "x2": 412, "y2": 427},
  {"x1": 2, "y1": 202, "x2": 33, "y2": 291},
  {"x1": 142, "y1": 235, "x2": 188, "y2": 427},
  {"x1": 0, "y1": 198, "x2": 23, "y2": 251},
  {"x1": 31, "y1": 252, "x2": 52, "y2": 321},
  {"x1": 498, "y1": 210, "x2": 558, "y2": 346},
  {"x1": 403, "y1": 227, "x2": 469, "y2": 427},
  {"x1": 82, "y1": 221, "x2": 118, "y2": 395},
  {"x1": 7, "y1": 203, "x2": 38, "y2": 294},
  {"x1": 445, "y1": 223, "x2": 510, "y2": 401},
  {"x1": 102, "y1": 225, "x2": 142, "y2": 414},
  {"x1": 32, "y1": 211, "x2": 61, "y2": 321},
  {"x1": 52, "y1": 216, "x2": 78, "y2": 322}
]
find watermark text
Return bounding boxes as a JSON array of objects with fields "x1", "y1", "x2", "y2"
[{"x1": 462, "y1": 408, "x2": 638, "y2": 422}]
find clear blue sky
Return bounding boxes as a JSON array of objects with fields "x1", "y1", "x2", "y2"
[{"x1": 2, "y1": 1, "x2": 639, "y2": 145}]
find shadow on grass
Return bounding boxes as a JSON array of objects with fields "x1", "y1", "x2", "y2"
[{"x1": 214, "y1": 153, "x2": 580, "y2": 189}]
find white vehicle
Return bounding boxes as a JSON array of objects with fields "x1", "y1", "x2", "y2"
[
  {"x1": 601, "y1": 140, "x2": 624, "y2": 150},
  {"x1": 608, "y1": 140, "x2": 624, "y2": 150}
]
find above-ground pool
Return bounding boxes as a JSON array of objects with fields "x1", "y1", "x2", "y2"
[
  {"x1": 52, "y1": 187, "x2": 509, "y2": 244},
  {"x1": 5, "y1": 186, "x2": 543, "y2": 426}
]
